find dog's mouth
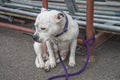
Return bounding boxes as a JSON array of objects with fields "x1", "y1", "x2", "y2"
[
  {"x1": 35, "y1": 38, "x2": 45, "y2": 43},
  {"x1": 35, "y1": 40, "x2": 42, "y2": 43},
  {"x1": 32, "y1": 34, "x2": 51, "y2": 43},
  {"x1": 32, "y1": 35, "x2": 44, "y2": 43},
  {"x1": 32, "y1": 37, "x2": 42, "y2": 43},
  {"x1": 34, "y1": 38, "x2": 49, "y2": 43}
]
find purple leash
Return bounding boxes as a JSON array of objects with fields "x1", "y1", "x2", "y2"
[{"x1": 48, "y1": 34, "x2": 95, "y2": 80}]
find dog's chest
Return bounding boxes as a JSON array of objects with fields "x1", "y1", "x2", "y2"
[
  {"x1": 52, "y1": 40, "x2": 69, "y2": 60},
  {"x1": 58, "y1": 40, "x2": 70, "y2": 51}
]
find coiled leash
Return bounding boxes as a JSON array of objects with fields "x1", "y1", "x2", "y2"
[{"x1": 48, "y1": 34, "x2": 95, "y2": 80}]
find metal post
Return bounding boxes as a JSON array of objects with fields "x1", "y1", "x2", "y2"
[
  {"x1": 77, "y1": 39, "x2": 84, "y2": 45},
  {"x1": 0, "y1": 22, "x2": 34, "y2": 33},
  {"x1": 0, "y1": 22, "x2": 84, "y2": 45},
  {"x1": 86, "y1": 0, "x2": 94, "y2": 36},
  {"x1": 65, "y1": 0, "x2": 78, "y2": 15},
  {"x1": 86, "y1": 0, "x2": 95, "y2": 62},
  {"x1": 42, "y1": 0, "x2": 48, "y2": 9},
  {"x1": 0, "y1": 0, "x2": 4, "y2": 5},
  {"x1": 0, "y1": 15, "x2": 25, "y2": 24}
]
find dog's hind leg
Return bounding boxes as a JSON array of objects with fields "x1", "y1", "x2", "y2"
[
  {"x1": 33, "y1": 42, "x2": 45, "y2": 68},
  {"x1": 69, "y1": 39, "x2": 77, "y2": 67}
]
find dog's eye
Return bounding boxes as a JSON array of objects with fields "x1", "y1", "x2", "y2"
[{"x1": 41, "y1": 27, "x2": 46, "y2": 30}]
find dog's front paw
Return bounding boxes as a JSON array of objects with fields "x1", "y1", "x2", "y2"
[
  {"x1": 44, "y1": 60, "x2": 56, "y2": 71},
  {"x1": 35, "y1": 57, "x2": 45, "y2": 68},
  {"x1": 39, "y1": 61, "x2": 45, "y2": 68},
  {"x1": 44, "y1": 61, "x2": 50, "y2": 71},
  {"x1": 49, "y1": 60, "x2": 56, "y2": 68},
  {"x1": 68, "y1": 61, "x2": 76, "y2": 67}
]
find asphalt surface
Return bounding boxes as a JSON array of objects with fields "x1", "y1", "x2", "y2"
[{"x1": 0, "y1": 27, "x2": 120, "y2": 80}]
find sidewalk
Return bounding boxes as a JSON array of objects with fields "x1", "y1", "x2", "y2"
[{"x1": 0, "y1": 27, "x2": 120, "y2": 80}]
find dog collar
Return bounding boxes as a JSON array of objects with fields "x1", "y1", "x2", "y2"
[{"x1": 55, "y1": 12, "x2": 68, "y2": 37}]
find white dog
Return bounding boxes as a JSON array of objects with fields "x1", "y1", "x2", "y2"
[{"x1": 33, "y1": 8, "x2": 79, "y2": 70}]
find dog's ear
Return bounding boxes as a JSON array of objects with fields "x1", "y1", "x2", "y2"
[
  {"x1": 34, "y1": 20, "x2": 38, "y2": 27},
  {"x1": 34, "y1": 16, "x2": 39, "y2": 27},
  {"x1": 41, "y1": 8, "x2": 47, "y2": 13},
  {"x1": 56, "y1": 13, "x2": 64, "y2": 23}
]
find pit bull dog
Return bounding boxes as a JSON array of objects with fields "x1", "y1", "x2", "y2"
[{"x1": 33, "y1": 8, "x2": 79, "y2": 70}]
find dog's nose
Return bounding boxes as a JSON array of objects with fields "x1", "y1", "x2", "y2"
[{"x1": 32, "y1": 35, "x2": 39, "y2": 41}]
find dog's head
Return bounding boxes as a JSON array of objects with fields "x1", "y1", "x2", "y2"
[{"x1": 33, "y1": 8, "x2": 65, "y2": 43}]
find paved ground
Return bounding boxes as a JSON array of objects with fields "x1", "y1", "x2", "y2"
[{"x1": 0, "y1": 27, "x2": 120, "y2": 80}]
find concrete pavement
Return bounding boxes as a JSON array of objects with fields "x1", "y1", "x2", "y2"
[{"x1": 0, "y1": 27, "x2": 120, "y2": 80}]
